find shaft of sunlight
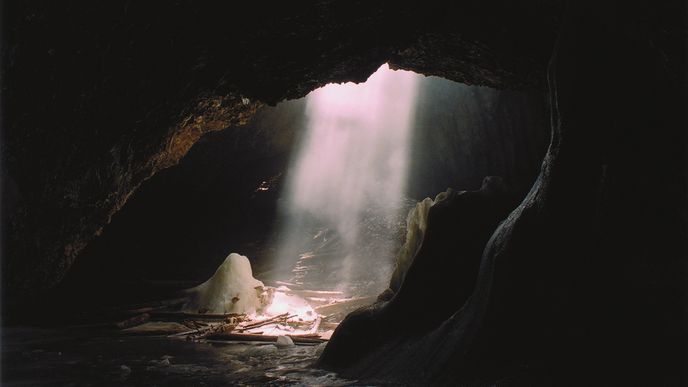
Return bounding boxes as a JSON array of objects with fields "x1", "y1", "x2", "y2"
[{"x1": 278, "y1": 63, "x2": 419, "y2": 293}]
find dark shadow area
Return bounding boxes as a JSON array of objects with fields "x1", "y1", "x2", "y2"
[
  {"x1": 1, "y1": 1, "x2": 685, "y2": 385},
  {"x1": 54, "y1": 99, "x2": 308, "y2": 310},
  {"x1": 320, "y1": 5, "x2": 687, "y2": 385}
]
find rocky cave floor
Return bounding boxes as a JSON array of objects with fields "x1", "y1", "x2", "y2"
[
  {"x1": 2, "y1": 326, "x2": 351, "y2": 386},
  {"x1": 1, "y1": 221, "x2": 398, "y2": 386}
]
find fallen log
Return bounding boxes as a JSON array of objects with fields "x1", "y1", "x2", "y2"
[
  {"x1": 308, "y1": 316, "x2": 321, "y2": 334},
  {"x1": 206, "y1": 332, "x2": 327, "y2": 344},
  {"x1": 292, "y1": 333, "x2": 322, "y2": 338},
  {"x1": 168, "y1": 322, "x2": 235, "y2": 339},
  {"x1": 238, "y1": 313, "x2": 290, "y2": 331},
  {"x1": 121, "y1": 322, "x2": 190, "y2": 335},
  {"x1": 150, "y1": 311, "x2": 245, "y2": 322}
]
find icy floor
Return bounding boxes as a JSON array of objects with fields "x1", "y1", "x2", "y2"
[{"x1": 2, "y1": 327, "x2": 353, "y2": 386}]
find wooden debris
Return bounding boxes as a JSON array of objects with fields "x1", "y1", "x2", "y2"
[
  {"x1": 291, "y1": 333, "x2": 321, "y2": 338},
  {"x1": 150, "y1": 311, "x2": 244, "y2": 322},
  {"x1": 308, "y1": 316, "x2": 321, "y2": 334},
  {"x1": 169, "y1": 321, "x2": 235, "y2": 340},
  {"x1": 238, "y1": 313, "x2": 291, "y2": 332},
  {"x1": 98, "y1": 285, "x2": 343, "y2": 344},
  {"x1": 116, "y1": 313, "x2": 150, "y2": 329},
  {"x1": 285, "y1": 320, "x2": 314, "y2": 330},
  {"x1": 122, "y1": 322, "x2": 190, "y2": 335},
  {"x1": 206, "y1": 332, "x2": 327, "y2": 344}
]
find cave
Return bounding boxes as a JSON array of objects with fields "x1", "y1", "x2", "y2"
[{"x1": 1, "y1": 1, "x2": 686, "y2": 385}]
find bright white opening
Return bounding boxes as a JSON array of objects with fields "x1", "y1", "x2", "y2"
[{"x1": 276, "y1": 63, "x2": 420, "y2": 295}]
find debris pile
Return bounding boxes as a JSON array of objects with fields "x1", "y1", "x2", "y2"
[{"x1": 92, "y1": 252, "x2": 377, "y2": 346}]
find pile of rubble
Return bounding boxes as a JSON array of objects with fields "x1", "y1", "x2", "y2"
[{"x1": 93, "y1": 253, "x2": 376, "y2": 346}]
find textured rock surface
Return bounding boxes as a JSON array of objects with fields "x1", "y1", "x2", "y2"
[
  {"x1": 319, "y1": 176, "x2": 516, "y2": 370},
  {"x1": 53, "y1": 98, "x2": 307, "y2": 307},
  {"x1": 1, "y1": 1, "x2": 561, "y2": 299},
  {"x1": 408, "y1": 81, "x2": 549, "y2": 199},
  {"x1": 1, "y1": 0, "x2": 685, "y2": 384},
  {"x1": 319, "y1": 2, "x2": 687, "y2": 384}
]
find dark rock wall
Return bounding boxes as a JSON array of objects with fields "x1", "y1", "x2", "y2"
[
  {"x1": 1, "y1": 0, "x2": 561, "y2": 300},
  {"x1": 408, "y1": 79, "x2": 549, "y2": 199},
  {"x1": 1, "y1": 0, "x2": 685, "y2": 383},
  {"x1": 54, "y1": 99, "x2": 307, "y2": 308},
  {"x1": 320, "y1": 2, "x2": 687, "y2": 384}
]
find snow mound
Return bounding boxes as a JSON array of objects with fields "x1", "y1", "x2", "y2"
[{"x1": 183, "y1": 253, "x2": 266, "y2": 314}]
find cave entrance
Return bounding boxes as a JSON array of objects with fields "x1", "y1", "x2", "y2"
[
  {"x1": 60, "y1": 62, "x2": 549, "y2": 344},
  {"x1": 179, "y1": 62, "x2": 549, "y2": 332},
  {"x1": 267, "y1": 63, "x2": 419, "y2": 305},
  {"x1": 183, "y1": 64, "x2": 423, "y2": 334}
]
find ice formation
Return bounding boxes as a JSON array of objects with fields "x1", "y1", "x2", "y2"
[
  {"x1": 183, "y1": 253, "x2": 268, "y2": 314},
  {"x1": 389, "y1": 189, "x2": 453, "y2": 291}
]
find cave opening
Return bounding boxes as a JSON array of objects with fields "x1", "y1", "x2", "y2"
[
  {"x1": 53, "y1": 64, "x2": 549, "y2": 319},
  {"x1": 2, "y1": 3, "x2": 686, "y2": 385},
  {"x1": 269, "y1": 63, "x2": 419, "y2": 300},
  {"x1": 14, "y1": 63, "x2": 550, "y2": 383}
]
